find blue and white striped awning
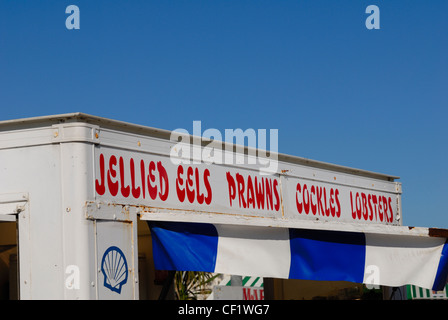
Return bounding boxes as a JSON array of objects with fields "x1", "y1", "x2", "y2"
[{"x1": 148, "y1": 221, "x2": 448, "y2": 291}]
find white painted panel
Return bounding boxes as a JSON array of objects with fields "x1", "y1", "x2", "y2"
[{"x1": 214, "y1": 225, "x2": 291, "y2": 278}]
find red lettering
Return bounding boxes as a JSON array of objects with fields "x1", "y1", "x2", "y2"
[
  {"x1": 187, "y1": 167, "x2": 199, "y2": 203},
  {"x1": 324, "y1": 188, "x2": 330, "y2": 217},
  {"x1": 177, "y1": 165, "x2": 211, "y2": 205},
  {"x1": 255, "y1": 177, "x2": 265, "y2": 210},
  {"x1": 356, "y1": 193, "x2": 362, "y2": 219},
  {"x1": 176, "y1": 165, "x2": 185, "y2": 202},
  {"x1": 242, "y1": 288, "x2": 263, "y2": 300},
  {"x1": 148, "y1": 161, "x2": 157, "y2": 200},
  {"x1": 382, "y1": 196, "x2": 388, "y2": 222},
  {"x1": 96, "y1": 154, "x2": 174, "y2": 201},
  {"x1": 186, "y1": 166, "x2": 195, "y2": 203},
  {"x1": 195, "y1": 167, "x2": 204, "y2": 204},
  {"x1": 247, "y1": 175, "x2": 255, "y2": 209},
  {"x1": 273, "y1": 179, "x2": 280, "y2": 211},
  {"x1": 335, "y1": 189, "x2": 341, "y2": 217},
  {"x1": 362, "y1": 193, "x2": 368, "y2": 220},
  {"x1": 119, "y1": 157, "x2": 130, "y2": 198},
  {"x1": 226, "y1": 172, "x2": 236, "y2": 206},
  {"x1": 204, "y1": 169, "x2": 212, "y2": 205},
  {"x1": 388, "y1": 197, "x2": 393, "y2": 223},
  {"x1": 107, "y1": 155, "x2": 119, "y2": 196},
  {"x1": 350, "y1": 191, "x2": 356, "y2": 219},
  {"x1": 329, "y1": 188, "x2": 335, "y2": 217},
  {"x1": 95, "y1": 153, "x2": 106, "y2": 195},
  {"x1": 303, "y1": 184, "x2": 310, "y2": 214},
  {"x1": 130, "y1": 158, "x2": 140, "y2": 199},
  {"x1": 225, "y1": 173, "x2": 280, "y2": 212},
  {"x1": 236, "y1": 173, "x2": 246, "y2": 208},
  {"x1": 265, "y1": 178, "x2": 273, "y2": 211},
  {"x1": 310, "y1": 185, "x2": 317, "y2": 215},
  {"x1": 157, "y1": 161, "x2": 169, "y2": 201},
  {"x1": 372, "y1": 195, "x2": 378, "y2": 220},
  {"x1": 296, "y1": 183, "x2": 303, "y2": 214},
  {"x1": 368, "y1": 194, "x2": 373, "y2": 221},
  {"x1": 140, "y1": 159, "x2": 146, "y2": 199},
  {"x1": 316, "y1": 187, "x2": 324, "y2": 215},
  {"x1": 297, "y1": 184, "x2": 340, "y2": 219},
  {"x1": 243, "y1": 288, "x2": 250, "y2": 300},
  {"x1": 378, "y1": 196, "x2": 384, "y2": 221}
]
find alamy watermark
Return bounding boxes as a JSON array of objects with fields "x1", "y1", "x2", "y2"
[
  {"x1": 63, "y1": 4, "x2": 380, "y2": 32},
  {"x1": 169, "y1": 121, "x2": 279, "y2": 175},
  {"x1": 364, "y1": 265, "x2": 380, "y2": 290},
  {"x1": 65, "y1": 5, "x2": 80, "y2": 30},
  {"x1": 365, "y1": 5, "x2": 380, "y2": 30},
  {"x1": 65, "y1": 264, "x2": 80, "y2": 290}
]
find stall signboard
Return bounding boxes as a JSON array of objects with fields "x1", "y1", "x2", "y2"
[{"x1": 94, "y1": 146, "x2": 401, "y2": 229}]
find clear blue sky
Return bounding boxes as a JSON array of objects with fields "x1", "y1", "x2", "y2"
[{"x1": 0, "y1": 1, "x2": 446, "y2": 228}]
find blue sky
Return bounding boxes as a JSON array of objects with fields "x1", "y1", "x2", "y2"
[{"x1": 0, "y1": 1, "x2": 446, "y2": 228}]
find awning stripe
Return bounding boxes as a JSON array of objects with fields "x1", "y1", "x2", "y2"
[
  {"x1": 148, "y1": 221, "x2": 448, "y2": 290},
  {"x1": 288, "y1": 228, "x2": 366, "y2": 283},
  {"x1": 363, "y1": 233, "x2": 448, "y2": 290},
  {"x1": 150, "y1": 221, "x2": 218, "y2": 272},
  {"x1": 433, "y1": 239, "x2": 448, "y2": 290}
]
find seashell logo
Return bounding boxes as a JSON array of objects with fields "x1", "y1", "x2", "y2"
[{"x1": 101, "y1": 246, "x2": 128, "y2": 294}]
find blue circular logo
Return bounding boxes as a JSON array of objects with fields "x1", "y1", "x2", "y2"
[{"x1": 101, "y1": 246, "x2": 128, "y2": 294}]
